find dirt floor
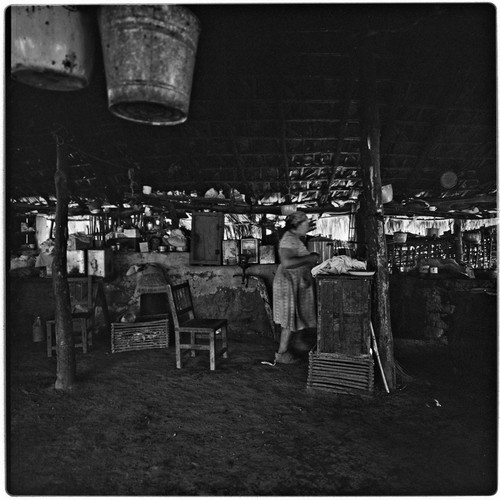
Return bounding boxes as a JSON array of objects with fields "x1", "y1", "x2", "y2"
[{"x1": 6, "y1": 328, "x2": 498, "y2": 496}]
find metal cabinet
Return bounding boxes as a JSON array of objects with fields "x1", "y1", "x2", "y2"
[
  {"x1": 189, "y1": 212, "x2": 224, "y2": 265},
  {"x1": 316, "y1": 275, "x2": 373, "y2": 356}
]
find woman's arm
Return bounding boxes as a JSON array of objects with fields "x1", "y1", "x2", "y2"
[{"x1": 280, "y1": 248, "x2": 320, "y2": 269}]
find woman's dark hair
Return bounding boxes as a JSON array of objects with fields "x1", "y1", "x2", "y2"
[{"x1": 284, "y1": 211, "x2": 308, "y2": 231}]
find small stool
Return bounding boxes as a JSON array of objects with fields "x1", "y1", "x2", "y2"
[{"x1": 46, "y1": 317, "x2": 89, "y2": 357}]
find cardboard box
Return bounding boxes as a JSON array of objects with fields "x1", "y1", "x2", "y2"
[
  {"x1": 87, "y1": 249, "x2": 113, "y2": 278},
  {"x1": 67, "y1": 250, "x2": 86, "y2": 276},
  {"x1": 124, "y1": 228, "x2": 141, "y2": 238}
]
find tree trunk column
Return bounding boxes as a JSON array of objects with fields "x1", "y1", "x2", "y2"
[
  {"x1": 53, "y1": 142, "x2": 76, "y2": 391},
  {"x1": 453, "y1": 219, "x2": 463, "y2": 263},
  {"x1": 357, "y1": 41, "x2": 396, "y2": 389}
]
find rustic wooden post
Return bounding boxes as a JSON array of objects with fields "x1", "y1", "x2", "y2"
[
  {"x1": 357, "y1": 40, "x2": 396, "y2": 389},
  {"x1": 167, "y1": 202, "x2": 180, "y2": 229},
  {"x1": 453, "y1": 219, "x2": 463, "y2": 262},
  {"x1": 53, "y1": 142, "x2": 76, "y2": 391}
]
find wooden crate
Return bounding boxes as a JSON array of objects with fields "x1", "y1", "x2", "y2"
[
  {"x1": 316, "y1": 275, "x2": 372, "y2": 356},
  {"x1": 307, "y1": 351, "x2": 374, "y2": 395},
  {"x1": 111, "y1": 316, "x2": 169, "y2": 353}
]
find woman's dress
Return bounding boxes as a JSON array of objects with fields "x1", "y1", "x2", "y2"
[{"x1": 273, "y1": 231, "x2": 316, "y2": 331}]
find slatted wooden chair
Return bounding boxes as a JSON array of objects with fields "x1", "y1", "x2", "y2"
[
  {"x1": 47, "y1": 275, "x2": 95, "y2": 357},
  {"x1": 167, "y1": 281, "x2": 228, "y2": 370}
]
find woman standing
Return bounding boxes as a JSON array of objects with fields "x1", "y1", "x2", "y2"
[{"x1": 273, "y1": 211, "x2": 320, "y2": 364}]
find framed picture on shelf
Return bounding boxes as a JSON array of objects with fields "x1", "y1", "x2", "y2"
[
  {"x1": 222, "y1": 240, "x2": 239, "y2": 265},
  {"x1": 240, "y1": 238, "x2": 259, "y2": 264},
  {"x1": 259, "y1": 245, "x2": 275, "y2": 264}
]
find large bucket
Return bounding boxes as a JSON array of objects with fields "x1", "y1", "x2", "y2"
[
  {"x1": 10, "y1": 5, "x2": 95, "y2": 91},
  {"x1": 98, "y1": 5, "x2": 200, "y2": 126}
]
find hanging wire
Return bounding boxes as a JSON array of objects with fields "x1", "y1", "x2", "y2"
[{"x1": 68, "y1": 143, "x2": 133, "y2": 171}]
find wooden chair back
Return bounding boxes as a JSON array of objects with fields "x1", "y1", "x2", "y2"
[
  {"x1": 167, "y1": 281, "x2": 195, "y2": 329},
  {"x1": 68, "y1": 275, "x2": 93, "y2": 313}
]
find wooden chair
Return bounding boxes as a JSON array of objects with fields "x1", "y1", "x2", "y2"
[
  {"x1": 46, "y1": 276, "x2": 94, "y2": 357},
  {"x1": 167, "y1": 281, "x2": 228, "y2": 370}
]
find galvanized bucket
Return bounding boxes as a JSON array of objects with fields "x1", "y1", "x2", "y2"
[
  {"x1": 98, "y1": 5, "x2": 200, "y2": 125},
  {"x1": 10, "y1": 5, "x2": 95, "y2": 91}
]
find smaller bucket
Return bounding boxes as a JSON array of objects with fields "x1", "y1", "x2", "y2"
[
  {"x1": 98, "y1": 5, "x2": 200, "y2": 125},
  {"x1": 11, "y1": 6, "x2": 95, "y2": 91}
]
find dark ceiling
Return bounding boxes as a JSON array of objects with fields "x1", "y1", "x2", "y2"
[{"x1": 6, "y1": 3, "x2": 497, "y2": 217}]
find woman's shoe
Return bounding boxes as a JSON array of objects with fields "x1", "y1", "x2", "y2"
[{"x1": 275, "y1": 351, "x2": 298, "y2": 364}]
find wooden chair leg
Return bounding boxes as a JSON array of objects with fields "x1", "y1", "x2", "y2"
[
  {"x1": 47, "y1": 321, "x2": 54, "y2": 358},
  {"x1": 175, "y1": 330, "x2": 182, "y2": 369},
  {"x1": 209, "y1": 331, "x2": 216, "y2": 371},
  {"x1": 222, "y1": 324, "x2": 228, "y2": 358},
  {"x1": 81, "y1": 319, "x2": 88, "y2": 354},
  {"x1": 190, "y1": 332, "x2": 196, "y2": 357},
  {"x1": 87, "y1": 316, "x2": 93, "y2": 346}
]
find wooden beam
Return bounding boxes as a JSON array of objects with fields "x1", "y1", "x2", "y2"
[
  {"x1": 321, "y1": 56, "x2": 356, "y2": 204},
  {"x1": 405, "y1": 66, "x2": 473, "y2": 191},
  {"x1": 380, "y1": 33, "x2": 422, "y2": 156},
  {"x1": 274, "y1": 37, "x2": 292, "y2": 203},
  {"x1": 453, "y1": 219, "x2": 464, "y2": 262},
  {"x1": 52, "y1": 142, "x2": 76, "y2": 392},
  {"x1": 357, "y1": 39, "x2": 396, "y2": 390},
  {"x1": 220, "y1": 42, "x2": 248, "y2": 190},
  {"x1": 125, "y1": 192, "x2": 353, "y2": 215}
]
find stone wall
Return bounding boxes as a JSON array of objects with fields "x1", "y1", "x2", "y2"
[
  {"x1": 8, "y1": 252, "x2": 278, "y2": 342},
  {"x1": 106, "y1": 252, "x2": 277, "y2": 338},
  {"x1": 389, "y1": 274, "x2": 496, "y2": 340}
]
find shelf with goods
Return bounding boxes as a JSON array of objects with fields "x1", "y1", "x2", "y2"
[
  {"x1": 387, "y1": 227, "x2": 497, "y2": 273},
  {"x1": 387, "y1": 237, "x2": 456, "y2": 273}
]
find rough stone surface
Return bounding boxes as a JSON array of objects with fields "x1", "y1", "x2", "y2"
[
  {"x1": 9, "y1": 252, "x2": 278, "y2": 341},
  {"x1": 390, "y1": 274, "x2": 496, "y2": 340}
]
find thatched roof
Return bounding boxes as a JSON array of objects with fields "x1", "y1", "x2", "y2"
[{"x1": 7, "y1": 4, "x2": 497, "y2": 219}]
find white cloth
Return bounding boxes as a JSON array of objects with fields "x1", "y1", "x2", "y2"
[{"x1": 311, "y1": 255, "x2": 366, "y2": 277}]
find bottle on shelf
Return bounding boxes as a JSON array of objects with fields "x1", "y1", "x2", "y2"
[{"x1": 32, "y1": 316, "x2": 43, "y2": 343}]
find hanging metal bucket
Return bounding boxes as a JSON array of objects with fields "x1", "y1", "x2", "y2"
[
  {"x1": 98, "y1": 5, "x2": 200, "y2": 126},
  {"x1": 10, "y1": 5, "x2": 95, "y2": 91}
]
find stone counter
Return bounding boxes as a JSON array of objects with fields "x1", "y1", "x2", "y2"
[
  {"x1": 389, "y1": 274, "x2": 497, "y2": 340},
  {"x1": 106, "y1": 252, "x2": 278, "y2": 339},
  {"x1": 8, "y1": 252, "x2": 278, "y2": 342}
]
